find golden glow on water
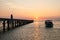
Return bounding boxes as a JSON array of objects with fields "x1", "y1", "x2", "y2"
[
  {"x1": 34, "y1": 22, "x2": 39, "y2": 27},
  {"x1": 33, "y1": 29, "x2": 40, "y2": 40},
  {"x1": 33, "y1": 22, "x2": 40, "y2": 40}
]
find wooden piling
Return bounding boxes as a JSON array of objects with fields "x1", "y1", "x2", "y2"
[
  {"x1": 11, "y1": 20, "x2": 14, "y2": 29},
  {"x1": 15, "y1": 21, "x2": 17, "y2": 27},
  {"x1": 3, "y1": 20, "x2": 5, "y2": 32},
  {"x1": 7, "y1": 20, "x2": 10, "y2": 30}
]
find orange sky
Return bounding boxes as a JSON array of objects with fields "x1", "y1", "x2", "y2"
[{"x1": 0, "y1": 0, "x2": 60, "y2": 20}]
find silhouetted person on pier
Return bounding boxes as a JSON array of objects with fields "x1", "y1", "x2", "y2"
[
  {"x1": 11, "y1": 14, "x2": 13, "y2": 19},
  {"x1": 11, "y1": 14, "x2": 14, "y2": 28}
]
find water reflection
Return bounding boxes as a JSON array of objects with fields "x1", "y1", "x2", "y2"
[
  {"x1": 34, "y1": 22, "x2": 39, "y2": 27},
  {"x1": 33, "y1": 22, "x2": 41, "y2": 40},
  {"x1": 0, "y1": 21, "x2": 60, "y2": 40}
]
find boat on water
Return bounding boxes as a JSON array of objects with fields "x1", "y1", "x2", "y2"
[{"x1": 45, "y1": 20, "x2": 53, "y2": 28}]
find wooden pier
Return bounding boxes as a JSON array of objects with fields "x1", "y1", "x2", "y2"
[{"x1": 0, "y1": 17, "x2": 33, "y2": 32}]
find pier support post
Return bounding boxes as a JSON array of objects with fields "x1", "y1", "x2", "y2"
[
  {"x1": 15, "y1": 21, "x2": 17, "y2": 27},
  {"x1": 18, "y1": 20, "x2": 19, "y2": 27},
  {"x1": 12, "y1": 20, "x2": 14, "y2": 29},
  {"x1": 7, "y1": 20, "x2": 10, "y2": 30},
  {"x1": 18, "y1": 20, "x2": 20, "y2": 26},
  {"x1": 16, "y1": 21, "x2": 18, "y2": 27},
  {"x1": 3, "y1": 20, "x2": 5, "y2": 32}
]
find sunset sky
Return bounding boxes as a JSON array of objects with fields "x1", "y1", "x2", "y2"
[{"x1": 0, "y1": 0, "x2": 60, "y2": 20}]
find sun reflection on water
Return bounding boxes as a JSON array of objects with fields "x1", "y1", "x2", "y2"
[
  {"x1": 32, "y1": 22, "x2": 41, "y2": 40},
  {"x1": 34, "y1": 22, "x2": 39, "y2": 27}
]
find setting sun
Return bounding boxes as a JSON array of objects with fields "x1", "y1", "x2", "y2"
[
  {"x1": 36, "y1": 17, "x2": 38, "y2": 19},
  {"x1": 34, "y1": 17, "x2": 39, "y2": 22}
]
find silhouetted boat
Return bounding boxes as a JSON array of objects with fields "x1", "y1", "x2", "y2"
[{"x1": 45, "y1": 20, "x2": 53, "y2": 28}]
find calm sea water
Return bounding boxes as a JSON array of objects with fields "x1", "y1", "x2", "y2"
[{"x1": 0, "y1": 21, "x2": 60, "y2": 40}]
